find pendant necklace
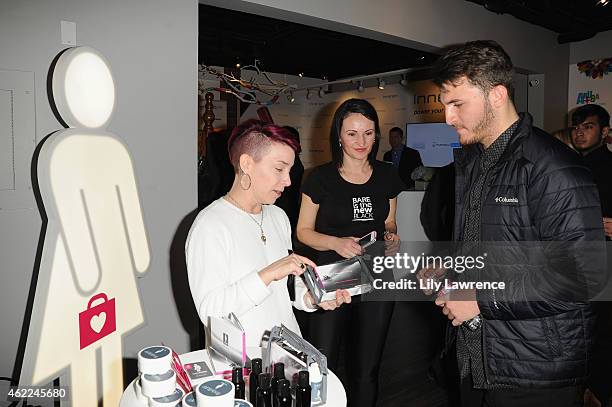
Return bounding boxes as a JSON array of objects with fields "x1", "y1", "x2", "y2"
[{"x1": 226, "y1": 194, "x2": 266, "y2": 244}]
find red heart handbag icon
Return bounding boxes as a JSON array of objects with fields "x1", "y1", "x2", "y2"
[{"x1": 78, "y1": 293, "x2": 117, "y2": 350}]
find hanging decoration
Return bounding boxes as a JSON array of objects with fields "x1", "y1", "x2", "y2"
[
  {"x1": 198, "y1": 61, "x2": 297, "y2": 105},
  {"x1": 577, "y1": 58, "x2": 612, "y2": 79}
]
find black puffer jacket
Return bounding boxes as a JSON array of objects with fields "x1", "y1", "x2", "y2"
[{"x1": 453, "y1": 113, "x2": 606, "y2": 388}]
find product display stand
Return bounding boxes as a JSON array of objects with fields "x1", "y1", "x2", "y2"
[{"x1": 120, "y1": 348, "x2": 346, "y2": 407}]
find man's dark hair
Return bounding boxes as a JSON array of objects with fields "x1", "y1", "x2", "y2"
[
  {"x1": 431, "y1": 40, "x2": 515, "y2": 100},
  {"x1": 330, "y1": 98, "x2": 380, "y2": 168},
  {"x1": 389, "y1": 126, "x2": 403, "y2": 136},
  {"x1": 571, "y1": 104, "x2": 610, "y2": 128}
]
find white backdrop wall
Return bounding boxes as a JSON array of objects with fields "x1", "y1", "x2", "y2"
[
  {"x1": 567, "y1": 61, "x2": 612, "y2": 115},
  {"x1": 568, "y1": 31, "x2": 612, "y2": 121},
  {"x1": 0, "y1": 0, "x2": 198, "y2": 382},
  {"x1": 570, "y1": 31, "x2": 612, "y2": 64}
]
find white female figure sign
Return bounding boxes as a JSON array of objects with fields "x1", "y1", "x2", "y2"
[{"x1": 19, "y1": 46, "x2": 150, "y2": 406}]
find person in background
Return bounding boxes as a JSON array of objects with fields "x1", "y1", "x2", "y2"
[
  {"x1": 420, "y1": 163, "x2": 456, "y2": 242},
  {"x1": 383, "y1": 126, "x2": 422, "y2": 188},
  {"x1": 430, "y1": 40, "x2": 604, "y2": 407},
  {"x1": 571, "y1": 103, "x2": 612, "y2": 407},
  {"x1": 186, "y1": 119, "x2": 350, "y2": 347},
  {"x1": 572, "y1": 104, "x2": 612, "y2": 234},
  {"x1": 296, "y1": 99, "x2": 403, "y2": 407}
]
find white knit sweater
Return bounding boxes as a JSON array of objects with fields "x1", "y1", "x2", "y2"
[{"x1": 186, "y1": 198, "x2": 313, "y2": 347}]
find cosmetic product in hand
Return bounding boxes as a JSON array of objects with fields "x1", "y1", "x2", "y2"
[
  {"x1": 309, "y1": 362, "x2": 322, "y2": 403},
  {"x1": 270, "y1": 362, "x2": 284, "y2": 407},
  {"x1": 232, "y1": 367, "x2": 246, "y2": 400},
  {"x1": 249, "y1": 358, "x2": 262, "y2": 405},
  {"x1": 276, "y1": 379, "x2": 291, "y2": 407},
  {"x1": 295, "y1": 370, "x2": 311, "y2": 407},
  {"x1": 256, "y1": 373, "x2": 272, "y2": 407}
]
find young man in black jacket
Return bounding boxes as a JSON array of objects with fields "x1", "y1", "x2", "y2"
[
  {"x1": 571, "y1": 104, "x2": 612, "y2": 407},
  {"x1": 429, "y1": 40, "x2": 606, "y2": 407},
  {"x1": 571, "y1": 104, "x2": 612, "y2": 235}
]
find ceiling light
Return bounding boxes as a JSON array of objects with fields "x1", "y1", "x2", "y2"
[
  {"x1": 377, "y1": 78, "x2": 385, "y2": 90},
  {"x1": 357, "y1": 81, "x2": 365, "y2": 92},
  {"x1": 318, "y1": 88, "x2": 325, "y2": 98},
  {"x1": 399, "y1": 75, "x2": 408, "y2": 87},
  {"x1": 287, "y1": 92, "x2": 295, "y2": 103},
  {"x1": 306, "y1": 89, "x2": 312, "y2": 99},
  {"x1": 298, "y1": 72, "x2": 304, "y2": 77}
]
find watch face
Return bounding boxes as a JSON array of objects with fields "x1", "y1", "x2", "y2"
[{"x1": 465, "y1": 315, "x2": 482, "y2": 331}]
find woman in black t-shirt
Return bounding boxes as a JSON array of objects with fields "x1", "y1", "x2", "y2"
[{"x1": 296, "y1": 99, "x2": 404, "y2": 407}]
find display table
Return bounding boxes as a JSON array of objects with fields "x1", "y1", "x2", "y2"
[{"x1": 120, "y1": 348, "x2": 346, "y2": 406}]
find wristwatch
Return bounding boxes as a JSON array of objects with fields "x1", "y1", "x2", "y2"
[{"x1": 464, "y1": 314, "x2": 482, "y2": 331}]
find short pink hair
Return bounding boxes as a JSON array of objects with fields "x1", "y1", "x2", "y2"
[{"x1": 227, "y1": 119, "x2": 300, "y2": 172}]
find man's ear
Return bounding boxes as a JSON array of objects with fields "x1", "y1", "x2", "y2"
[
  {"x1": 602, "y1": 126, "x2": 610, "y2": 139},
  {"x1": 488, "y1": 85, "x2": 508, "y2": 109}
]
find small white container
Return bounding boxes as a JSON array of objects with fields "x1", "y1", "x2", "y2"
[
  {"x1": 141, "y1": 370, "x2": 176, "y2": 398},
  {"x1": 234, "y1": 400, "x2": 253, "y2": 407},
  {"x1": 138, "y1": 346, "x2": 173, "y2": 374},
  {"x1": 182, "y1": 391, "x2": 197, "y2": 407},
  {"x1": 196, "y1": 379, "x2": 235, "y2": 407},
  {"x1": 149, "y1": 388, "x2": 184, "y2": 407}
]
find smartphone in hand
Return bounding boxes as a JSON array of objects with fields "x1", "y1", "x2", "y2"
[{"x1": 358, "y1": 231, "x2": 377, "y2": 249}]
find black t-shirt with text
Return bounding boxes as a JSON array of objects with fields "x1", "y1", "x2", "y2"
[{"x1": 301, "y1": 160, "x2": 404, "y2": 264}]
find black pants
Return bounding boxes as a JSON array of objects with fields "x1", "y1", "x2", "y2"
[
  {"x1": 460, "y1": 375, "x2": 584, "y2": 407},
  {"x1": 589, "y1": 301, "x2": 612, "y2": 406},
  {"x1": 305, "y1": 299, "x2": 395, "y2": 407}
]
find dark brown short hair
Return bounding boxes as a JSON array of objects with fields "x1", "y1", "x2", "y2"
[{"x1": 431, "y1": 40, "x2": 515, "y2": 100}]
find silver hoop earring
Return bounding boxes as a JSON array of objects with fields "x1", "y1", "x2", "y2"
[{"x1": 239, "y1": 171, "x2": 252, "y2": 190}]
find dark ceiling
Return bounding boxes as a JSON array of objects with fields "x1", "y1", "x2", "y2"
[
  {"x1": 467, "y1": 0, "x2": 612, "y2": 43},
  {"x1": 199, "y1": 1, "x2": 612, "y2": 82},
  {"x1": 198, "y1": 5, "x2": 438, "y2": 81}
]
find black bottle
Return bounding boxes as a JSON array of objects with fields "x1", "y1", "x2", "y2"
[
  {"x1": 232, "y1": 367, "x2": 245, "y2": 400},
  {"x1": 295, "y1": 370, "x2": 311, "y2": 407},
  {"x1": 249, "y1": 358, "x2": 263, "y2": 405},
  {"x1": 256, "y1": 373, "x2": 273, "y2": 407},
  {"x1": 270, "y1": 362, "x2": 285, "y2": 407},
  {"x1": 276, "y1": 379, "x2": 292, "y2": 407}
]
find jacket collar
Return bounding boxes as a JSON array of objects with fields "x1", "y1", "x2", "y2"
[{"x1": 453, "y1": 112, "x2": 532, "y2": 168}]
